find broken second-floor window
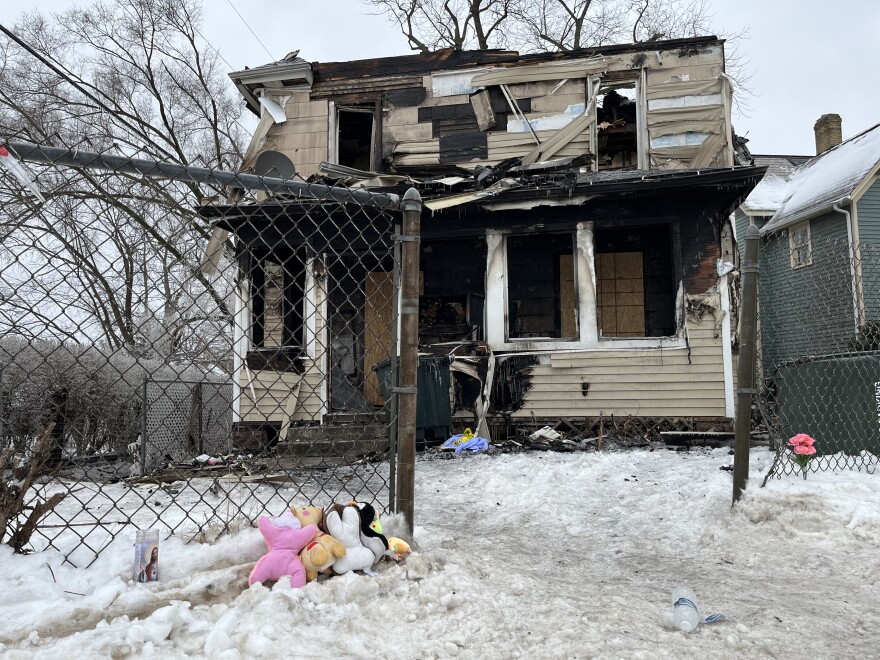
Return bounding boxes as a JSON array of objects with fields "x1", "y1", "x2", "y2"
[
  {"x1": 595, "y1": 81, "x2": 639, "y2": 170},
  {"x1": 336, "y1": 106, "x2": 374, "y2": 171}
]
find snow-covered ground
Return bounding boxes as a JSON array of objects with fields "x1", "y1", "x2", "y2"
[{"x1": 1, "y1": 446, "x2": 878, "y2": 659}]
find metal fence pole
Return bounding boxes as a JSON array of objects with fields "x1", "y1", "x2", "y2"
[
  {"x1": 140, "y1": 379, "x2": 148, "y2": 477},
  {"x1": 396, "y1": 188, "x2": 422, "y2": 534},
  {"x1": 0, "y1": 365, "x2": 5, "y2": 446},
  {"x1": 388, "y1": 223, "x2": 402, "y2": 513},
  {"x1": 3, "y1": 140, "x2": 400, "y2": 209},
  {"x1": 733, "y1": 223, "x2": 760, "y2": 504}
]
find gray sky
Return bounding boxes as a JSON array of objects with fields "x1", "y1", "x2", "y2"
[{"x1": 2, "y1": 0, "x2": 878, "y2": 156}]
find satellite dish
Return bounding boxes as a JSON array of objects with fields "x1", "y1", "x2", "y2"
[{"x1": 253, "y1": 150, "x2": 296, "y2": 179}]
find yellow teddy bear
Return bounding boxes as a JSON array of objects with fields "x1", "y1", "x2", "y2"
[
  {"x1": 290, "y1": 505, "x2": 324, "y2": 529},
  {"x1": 290, "y1": 506, "x2": 347, "y2": 581},
  {"x1": 300, "y1": 531, "x2": 347, "y2": 581}
]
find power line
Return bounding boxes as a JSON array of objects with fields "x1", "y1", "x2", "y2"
[
  {"x1": 224, "y1": 0, "x2": 276, "y2": 62},
  {"x1": 0, "y1": 22, "x2": 178, "y2": 163},
  {"x1": 0, "y1": 20, "x2": 254, "y2": 156},
  {"x1": 195, "y1": 26, "x2": 236, "y2": 72}
]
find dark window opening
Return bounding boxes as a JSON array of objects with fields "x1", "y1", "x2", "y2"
[
  {"x1": 595, "y1": 226, "x2": 675, "y2": 337},
  {"x1": 596, "y1": 82, "x2": 638, "y2": 170},
  {"x1": 249, "y1": 251, "x2": 306, "y2": 351},
  {"x1": 419, "y1": 238, "x2": 487, "y2": 343},
  {"x1": 507, "y1": 233, "x2": 576, "y2": 340},
  {"x1": 337, "y1": 107, "x2": 374, "y2": 171}
]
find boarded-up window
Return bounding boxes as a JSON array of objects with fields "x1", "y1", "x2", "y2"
[
  {"x1": 597, "y1": 252, "x2": 646, "y2": 337},
  {"x1": 262, "y1": 260, "x2": 285, "y2": 347},
  {"x1": 507, "y1": 233, "x2": 576, "y2": 340},
  {"x1": 594, "y1": 226, "x2": 676, "y2": 338}
]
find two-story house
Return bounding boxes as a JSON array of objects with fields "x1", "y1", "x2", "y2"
[
  {"x1": 201, "y1": 36, "x2": 765, "y2": 446},
  {"x1": 736, "y1": 115, "x2": 880, "y2": 457}
]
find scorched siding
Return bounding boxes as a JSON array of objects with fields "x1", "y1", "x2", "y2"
[{"x1": 513, "y1": 313, "x2": 726, "y2": 418}]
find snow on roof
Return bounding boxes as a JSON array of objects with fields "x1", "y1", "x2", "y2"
[
  {"x1": 740, "y1": 155, "x2": 810, "y2": 215},
  {"x1": 761, "y1": 124, "x2": 880, "y2": 235}
]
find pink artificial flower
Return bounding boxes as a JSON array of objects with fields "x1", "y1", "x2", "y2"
[
  {"x1": 788, "y1": 434, "x2": 816, "y2": 447},
  {"x1": 793, "y1": 444, "x2": 816, "y2": 455}
]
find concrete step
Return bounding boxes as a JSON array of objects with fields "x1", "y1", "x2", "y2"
[{"x1": 279, "y1": 424, "x2": 390, "y2": 458}]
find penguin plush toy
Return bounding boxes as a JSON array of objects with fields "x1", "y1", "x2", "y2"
[{"x1": 354, "y1": 502, "x2": 400, "y2": 567}]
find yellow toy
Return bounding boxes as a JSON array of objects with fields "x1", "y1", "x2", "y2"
[
  {"x1": 299, "y1": 531, "x2": 347, "y2": 581},
  {"x1": 369, "y1": 516, "x2": 411, "y2": 560},
  {"x1": 386, "y1": 537, "x2": 412, "y2": 559},
  {"x1": 290, "y1": 505, "x2": 324, "y2": 528}
]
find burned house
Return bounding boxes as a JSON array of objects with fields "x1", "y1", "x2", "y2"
[{"x1": 202, "y1": 36, "x2": 765, "y2": 445}]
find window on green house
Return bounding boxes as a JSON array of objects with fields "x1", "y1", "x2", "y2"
[{"x1": 789, "y1": 221, "x2": 812, "y2": 268}]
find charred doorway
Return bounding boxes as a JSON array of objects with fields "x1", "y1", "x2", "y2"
[
  {"x1": 327, "y1": 253, "x2": 395, "y2": 411},
  {"x1": 419, "y1": 237, "x2": 487, "y2": 344}
]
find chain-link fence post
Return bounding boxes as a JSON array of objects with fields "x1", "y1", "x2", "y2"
[
  {"x1": 388, "y1": 222, "x2": 402, "y2": 514},
  {"x1": 396, "y1": 188, "x2": 422, "y2": 534},
  {"x1": 0, "y1": 365, "x2": 5, "y2": 446},
  {"x1": 733, "y1": 223, "x2": 760, "y2": 504},
  {"x1": 140, "y1": 378, "x2": 148, "y2": 477}
]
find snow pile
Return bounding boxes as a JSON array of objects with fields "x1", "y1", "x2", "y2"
[{"x1": 0, "y1": 447, "x2": 878, "y2": 659}]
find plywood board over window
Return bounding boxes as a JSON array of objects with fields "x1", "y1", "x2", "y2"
[
  {"x1": 597, "y1": 252, "x2": 646, "y2": 337},
  {"x1": 560, "y1": 254, "x2": 577, "y2": 338},
  {"x1": 363, "y1": 271, "x2": 394, "y2": 404}
]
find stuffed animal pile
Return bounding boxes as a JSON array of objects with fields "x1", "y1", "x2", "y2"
[{"x1": 248, "y1": 501, "x2": 410, "y2": 588}]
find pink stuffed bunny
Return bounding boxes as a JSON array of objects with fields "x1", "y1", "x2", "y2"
[{"x1": 248, "y1": 512, "x2": 318, "y2": 587}]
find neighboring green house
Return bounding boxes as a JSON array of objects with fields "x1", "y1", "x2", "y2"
[
  {"x1": 736, "y1": 117, "x2": 880, "y2": 371},
  {"x1": 736, "y1": 117, "x2": 880, "y2": 457}
]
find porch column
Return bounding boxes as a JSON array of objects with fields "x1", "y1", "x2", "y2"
[
  {"x1": 576, "y1": 221, "x2": 599, "y2": 344},
  {"x1": 485, "y1": 231, "x2": 506, "y2": 347}
]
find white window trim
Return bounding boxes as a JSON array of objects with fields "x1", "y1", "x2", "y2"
[
  {"x1": 789, "y1": 220, "x2": 813, "y2": 269},
  {"x1": 485, "y1": 223, "x2": 686, "y2": 352}
]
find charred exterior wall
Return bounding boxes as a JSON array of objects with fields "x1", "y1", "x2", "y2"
[{"x1": 242, "y1": 37, "x2": 732, "y2": 178}]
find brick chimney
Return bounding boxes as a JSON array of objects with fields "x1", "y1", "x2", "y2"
[{"x1": 814, "y1": 114, "x2": 843, "y2": 155}]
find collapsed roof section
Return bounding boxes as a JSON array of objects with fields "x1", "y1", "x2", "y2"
[
  {"x1": 230, "y1": 37, "x2": 725, "y2": 116},
  {"x1": 201, "y1": 163, "x2": 766, "y2": 233}
]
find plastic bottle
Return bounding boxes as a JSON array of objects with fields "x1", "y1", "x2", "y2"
[{"x1": 671, "y1": 587, "x2": 699, "y2": 632}]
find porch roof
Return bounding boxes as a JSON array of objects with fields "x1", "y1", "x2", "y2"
[{"x1": 198, "y1": 164, "x2": 765, "y2": 233}]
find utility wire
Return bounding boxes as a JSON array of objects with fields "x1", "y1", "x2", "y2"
[
  {"x1": 224, "y1": 0, "x2": 276, "y2": 62},
  {"x1": 0, "y1": 20, "x2": 254, "y2": 158},
  {"x1": 0, "y1": 22, "x2": 179, "y2": 163}
]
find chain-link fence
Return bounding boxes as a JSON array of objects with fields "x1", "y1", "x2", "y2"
[
  {"x1": 0, "y1": 131, "x2": 417, "y2": 565},
  {"x1": 757, "y1": 229, "x2": 880, "y2": 480}
]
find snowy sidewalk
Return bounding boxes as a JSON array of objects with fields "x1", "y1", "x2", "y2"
[{"x1": 0, "y1": 447, "x2": 877, "y2": 659}]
